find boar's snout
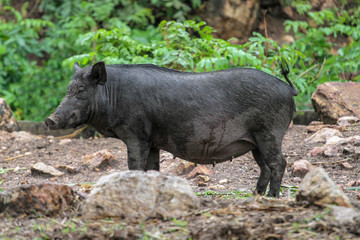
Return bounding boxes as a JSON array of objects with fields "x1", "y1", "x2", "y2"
[{"x1": 45, "y1": 115, "x2": 60, "y2": 130}]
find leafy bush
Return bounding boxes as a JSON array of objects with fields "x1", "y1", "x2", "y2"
[
  {"x1": 0, "y1": 0, "x2": 203, "y2": 121},
  {"x1": 284, "y1": 1, "x2": 360, "y2": 108},
  {"x1": 1, "y1": 0, "x2": 359, "y2": 120}
]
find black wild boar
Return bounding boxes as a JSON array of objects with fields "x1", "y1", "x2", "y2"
[{"x1": 45, "y1": 61, "x2": 297, "y2": 197}]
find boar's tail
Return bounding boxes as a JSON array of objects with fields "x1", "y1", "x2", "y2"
[{"x1": 281, "y1": 61, "x2": 298, "y2": 96}]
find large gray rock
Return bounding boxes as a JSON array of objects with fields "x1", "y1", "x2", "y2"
[
  {"x1": 312, "y1": 82, "x2": 360, "y2": 124},
  {"x1": 83, "y1": 171, "x2": 199, "y2": 219},
  {"x1": 0, "y1": 98, "x2": 18, "y2": 132},
  {"x1": 296, "y1": 168, "x2": 353, "y2": 208}
]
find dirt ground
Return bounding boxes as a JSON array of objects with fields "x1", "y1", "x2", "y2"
[{"x1": 0, "y1": 124, "x2": 360, "y2": 239}]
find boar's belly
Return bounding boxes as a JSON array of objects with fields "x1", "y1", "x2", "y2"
[{"x1": 163, "y1": 138, "x2": 256, "y2": 165}]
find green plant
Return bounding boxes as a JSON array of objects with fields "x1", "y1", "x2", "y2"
[
  {"x1": 196, "y1": 190, "x2": 253, "y2": 199},
  {"x1": 0, "y1": 1, "x2": 204, "y2": 121},
  {"x1": 284, "y1": 1, "x2": 360, "y2": 108}
]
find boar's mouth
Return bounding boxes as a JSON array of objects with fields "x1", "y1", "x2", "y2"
[{"x1": 45, "y1": 114, "x2": 63, "y2": 130}]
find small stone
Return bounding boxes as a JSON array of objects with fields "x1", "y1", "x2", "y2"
[
  {"x1": 160, "y1": 158, "x2": 188, "y2": 176},
  {"x1": 340, "y1": 162, "x2": 353, "y2": 169},
  {"x1": 13, "y1": 166, "x2": 21, "y2": 172},
  {"x1": 292, "y1": 160, "x2": 314, "y2": 178},
  {"x1": 337, "y1": 116, "x2": 360, "y2": 126},
  {"x1": 209, "y1": 184, "x2": 226, "y2": 190},
  {"x1": 55, "y1": 165, "x2": 79, "y2": 174},
  {"x1": 345, "y1": 179, "x2": 360, "y2": 187},
  {"x1": 187, "y1": 165, "x2": 214, "y2": 179},
  {"x1": 31, "y1": 162, "x2": 64, "y2": 177},
  {"x1": 296, "y1": 168, "x2": 353, "y2": 208},
  {"x1": 309, "y1": 147, "x2": 324, "y2": 157},
  {"x1": 198, "y1": 175, "x2": 211, "y2": 182},
  {"x1": 323, "y1": 145, "x2": 339, "y2": 157},
  {"x1": 59, "y1": 139, "x2": 72, "y2": 145},
  {"x1": 82, "y1": 149, "x2": 115, "y2": 170},
  {"x1": 219, "y1": 179, "x2": 229, "y2": 184}
]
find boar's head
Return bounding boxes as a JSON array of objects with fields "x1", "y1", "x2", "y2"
[{"x1": 45, "y1": 61, "x2": 106, "y2": 130}]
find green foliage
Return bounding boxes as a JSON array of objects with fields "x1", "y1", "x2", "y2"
[
  {"x1": 1, "y1": 0, "x2": 359, "y2": 120},
  {"x1": 0, "y1": 1, "x2": 203, "y2": 120},
  {"x1": 284, "y1": 1, "x2": 360, "y2": 108},
  {"x1": 67, "y1": 20, "x2": 301, "y2": 79},
  {"x1": 196, "y1": 190, "x2": 253, "y2": 199}
]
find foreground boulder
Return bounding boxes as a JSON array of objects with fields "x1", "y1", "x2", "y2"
[
  {"x1": 83, "y1": 171, "x2": 199, "y2": 220},
  {"x1": 0, "y1": 184, "x2": 75, "y2": 216},
  {"x1": 312, "y1": 82, "x2": 360, "y2": 124},
  {"x1": 296, "y1": 168, "x2": 352, "y2": 208},
  {"x1": 0, "y1": 98, "x2": 18, "y2": 132}
]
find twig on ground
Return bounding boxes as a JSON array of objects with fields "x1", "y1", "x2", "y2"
[
  {"x1": 5, "y1": 154, "x2": 25, "y2": 161},
  {"x1": 55, "y1": 125, "x2": 88, "y2": 139},
  {"x1": 312, "y1": 157, "x2": 351, "y2": 165}
]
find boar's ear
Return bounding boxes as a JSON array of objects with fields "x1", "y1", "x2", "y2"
[
  {"x1": 73, "y1": 62, "x2": 81, "y2": 72},
  {"x1": 91, "y1": 61, "x2": 107, "y2": 85}
]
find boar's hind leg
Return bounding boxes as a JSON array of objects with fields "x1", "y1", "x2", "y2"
[
  {"x1": 144, "y1": 148, "x2": 160, "y2": 171},
  {"x1": 252, "y1": 148, "x2": 271, "y2": 196},
  {"x1": 252, "y1": 133, "x2": 286, "y2": 197}
]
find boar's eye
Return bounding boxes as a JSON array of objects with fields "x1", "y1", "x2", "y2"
[{"x1": 78, "y1": 86, "x2": 86, "y2": 93}]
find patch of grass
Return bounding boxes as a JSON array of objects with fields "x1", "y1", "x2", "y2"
[
  {"x1": 280, "y1": 185, "x2": 298, "y2": 198},
  {"x1": 0, "y1": 168, "x2": 11, "y2": 174},
  {"x1": 196, "y1": 190, "x2": 253, "y2": 199}
]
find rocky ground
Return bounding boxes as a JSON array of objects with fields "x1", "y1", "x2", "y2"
[{"x1": 0, "y1": 122, "x2": 360, "y2": 239}]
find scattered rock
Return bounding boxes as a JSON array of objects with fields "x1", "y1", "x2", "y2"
[
  {"x1": 311, "y1": 82, "x2": 360, "y2": 124},
  {"x1": 82, "y1": 171, "x2": 199, "y2": 220},
  {"x1": 323, "y1": 144, "x2": 339, "y2": 157},
  {"x1": 0, "y1": 184, "x2": 75, "y2": 216},
  {"x1": 337, "y1": 116, "x2": 360, "y2": 126},
  {"x1": 82, "y1": 149, "x2": 115, "y2": 170},
  {"x1": 11, "y1": 131, "x2": 40, "y2": 141},
  {"x1": 0, "y1": 98, "x2": 19, "y2": 132},
  {"x1": 340, "y1": 162, "x2": 353, "y2": 169},
  {"x1": 305, "y1": 127, "x2": 343, "y2": 144},
  {"x1": 59, "y1": 139, "x2": 72, "y2": 145},
  {"x1": 309, "y1": 135, "x2": 360, "y2": 157},
  {"x1": 346, "y1": 179, "x2": 360, "y2": 187},
  {"x1": 31, "y1": 162, "x2": 64, "y2": 177},
  {"x1": 160, "y1": 157, "x2": 189, "y2": 175},
  {"x1": 306, "y1": 121, "x2": 345, "y2": 133},
  {"x1": 296, "y1": 168, "x2": 353, "y2": 208},
  {"x1": 309, "y1": 147, "x2": 324, "y2": 157},
  {"x1": 219, "y1": 179, "x2": 229, "y2": 184},
  {"x1": 292, "y1": 160, "x2": 314, "y2": 178},
  {"x1": 196, "y1": 175, "x2": 211, "y2": 187},
  {"x1": 187, "y1": 165, "x2": 214, "y2": 179},
  {"x1": 55, "y1": 164, "x2": 79, "y2": 174},
  {"x1": 209, "y1": 184, "x2": 226, "y2": 190}
]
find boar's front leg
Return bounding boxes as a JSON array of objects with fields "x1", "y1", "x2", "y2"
[
  {"x1": 145, "y1": 147, "x2": 160, "y2": 171},
  {"x1": 126, "y1": 141, "x2": 160, "y2": 171},
  {"x1": 126, "y1": 141, "x2": 150, "y2": 170}
]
